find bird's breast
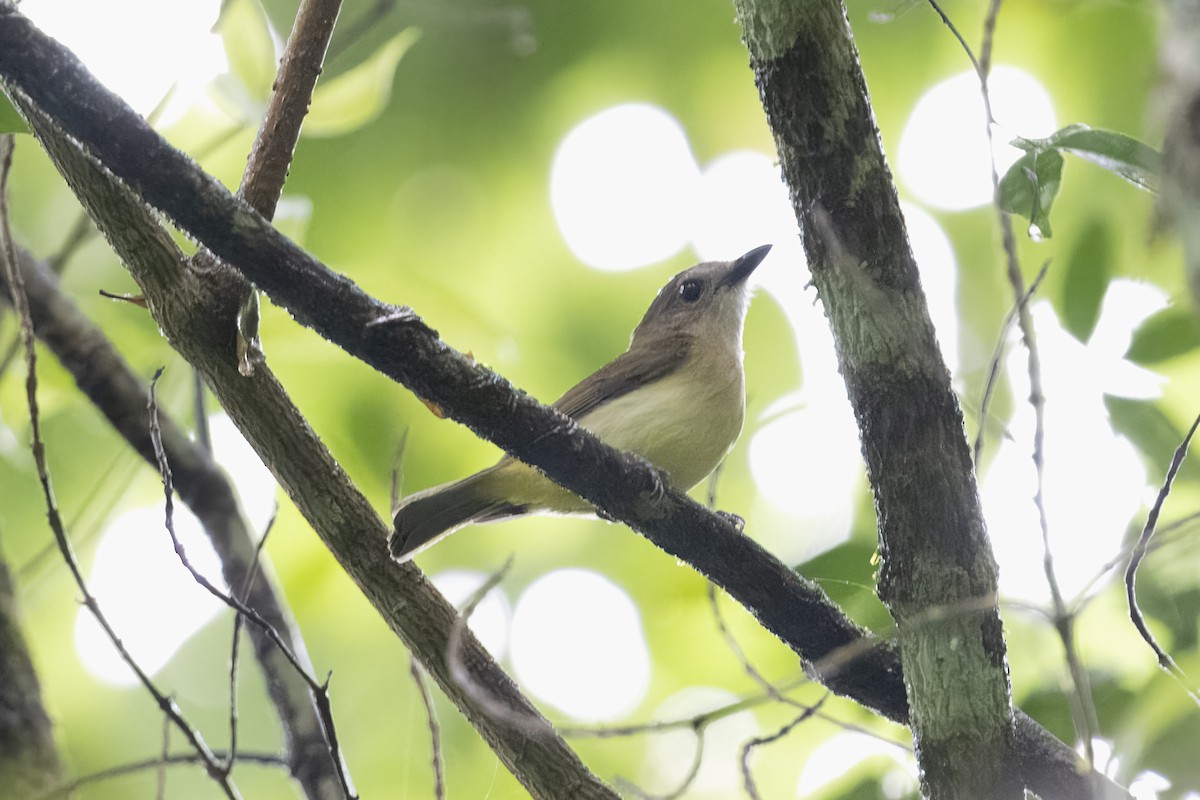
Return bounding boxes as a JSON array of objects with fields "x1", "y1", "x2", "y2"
[{"x1": 578, "y1": 347, "x2": 745, "y2": 491}]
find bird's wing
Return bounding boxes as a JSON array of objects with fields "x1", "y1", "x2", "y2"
[{"x1": 552, "y1": 333, "x2": 691, "y2": 420}]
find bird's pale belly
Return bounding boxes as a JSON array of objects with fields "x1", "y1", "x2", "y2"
[{"x1": 482, "y1": 356, "x2": 745, "y2": 516}]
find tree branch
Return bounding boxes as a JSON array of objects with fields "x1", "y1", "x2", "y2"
[
  {"x1": 734, "y1": 2, "x2": 1018, "y2": 797},
  {"x1": 0, "y1": 546, "x2": 62, "y2": 798},
  {"x1": 0, "y1": 24, "x2": 616, "y2": 799},
  {"x1": 0, "y1": 134, "x2": 64, "y2": 800},
  {"x1": 0, "y1": 4, "x2": 1126, "y2": 798},
  {"x1": 0, "y1": 244, "x2": 347, "y2": 798}
]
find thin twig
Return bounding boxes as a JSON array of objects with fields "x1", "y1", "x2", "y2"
[
  {"x1": 617, "y1": 727, "x2": 706, "y2": 800},
  {"x1": 562, "y1": 679, "x2": 907, "y2": 751},
  {"x1": 1074, "y1": 510, "x2": 1200, "y2": 608},
  {"x1": 972, "y1": 0, "x2": 1101, "y2": 759},
  {"x1": 29, "y1": 751, "x2": 289, "y2": 800},
  {"x1": 706, "y1": 582, "x2": 791, "y2": 705},
  {"x1": 444, "y1": 557, "x2": 549, "y2": 735},
  {"x1": 740, "y1": 698, "x2": 826, "y2": 800},
  {"x1": 1125, "y1": 411, "x2": 1200, "y2": 706},
  {"x1": 924, "y1": 0, "x2": 981, "y2": 77},
  {"x1": 0, "y1": 135, "x2": 239, "y2": 800},
  {"x1": 146, "y1": 370, "x2": 357, "y2": 798},
  {"x1": 409, "y1": 657, "x2": 445, "y2": 800},
  {"x1": 224, "y1": 506, "x2": 275, "y2": 777},
  {"x1": 973, "y1": 260, "x2": 1049, "y2": 467},
  {"x1": 157, "y1": 712, "x2": 170, "y2": 800},
  {"x1": 226, "y1": 615, "x2": 244, "y2": 775}
]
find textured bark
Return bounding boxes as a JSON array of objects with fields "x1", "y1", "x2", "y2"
[
  {"x1": 733, "y1": 1, "x2": 1050, "y2": 799},
  {"x1": 0, "y1": 552, "x2": 63, "y2": 798}
]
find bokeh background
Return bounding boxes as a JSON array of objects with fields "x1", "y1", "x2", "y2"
[{"x1": 2, "y1": 0, "x2": 1198, "y2": 797}]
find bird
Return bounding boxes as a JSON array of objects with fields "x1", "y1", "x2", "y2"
[{"x1": 390, "y1": 244, "x2": 771, "y2": 562}]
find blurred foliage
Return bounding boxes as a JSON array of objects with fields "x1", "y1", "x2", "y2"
[{"x1": 2, "y1": 0, "x2": 1199, "y2": 798}]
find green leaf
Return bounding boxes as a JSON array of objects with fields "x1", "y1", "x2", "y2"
[
  {"x1": 1061, "y1": 218, "x2": 1113, "y2": 341},
  {"x1": 1106, "y1": 395, "x2": 1200, "y2": 491},
  {"x1": 1052, "y1": 124, "x2": 1160, "y2": 192},
  {"x1": 215, "y1": 0, "x2": 278, "y2": 103},
  {"x1": 1013, "y1": 124, "x2": 1160, "y2": 192},
  {"x1": 1125, "y1": 306, "x2": 1200, "y2": 364},
  {"x1": 1105, "y1": 395, "x2": 1190, "y2": 476},
  {"x1": 304, "y1": 29, "x2": 420, "y2": 137},
  {"x1": 998, "y1": 147, "x2": 1063, "y2": 240}
]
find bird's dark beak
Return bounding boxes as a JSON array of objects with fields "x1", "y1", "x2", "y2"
[{"x1": 720, "y1": 244, "x2": 772, "y2": 287}]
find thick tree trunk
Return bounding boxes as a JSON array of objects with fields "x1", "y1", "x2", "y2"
[{"x1": 733, "y1": 1, "x2": 1020, "y2": 797}]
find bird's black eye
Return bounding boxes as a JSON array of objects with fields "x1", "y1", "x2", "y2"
[{"x1": 678, "y1": 279, "x2": 703, "y2": 303}]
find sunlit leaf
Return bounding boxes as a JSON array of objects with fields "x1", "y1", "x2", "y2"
[
  {"x1": 304, "y1": 29, "x2": 420, "y2": 137},
  {"x1": 998, "y1": 148, "x2": 1063, "y2": 239},
  {"x1": 215, "y1": 0, "x2": 278, "y2": 103},
  {"x1": 1013, "y1": 124, "x2": 1160, "y2": 192}
]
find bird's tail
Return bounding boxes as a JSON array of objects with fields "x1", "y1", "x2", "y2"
[{"x1": 390, "y1": 466, "x2": 523, "y2": 562}]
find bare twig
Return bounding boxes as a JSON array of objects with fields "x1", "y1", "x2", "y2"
[
  {"x1": 1125, "y1": 411, "x2": 1200, "y2": 706},
  {"x1": 740, "y1": 698, "x2": 825, "y2": 800},
  {"x1": 0, "y1": 135, "x2": 240, "y2": 800},
  {"x1": 409, "y1": 657, "x2": 445, "y2": 800},
  {"x1": 706, "y1": 582, "x2": 790, "y2": 705},
  {"x1": 30, "y1": 751, "x2": 289, "y2": 800},
  {"x1": 925, "y1": 0, "x2": 981, "y2": 77},
  {"x1": 973, "y1": 260, "x2": 1049, "y2": 467},
  {"x1": 157, "y1": 712, "x2": 170, "y2": 800},
  {"x1": 2, "y1": 242, "x2": 345, "y2": 800},
  {"x1": 226, "y1": 606, "x2": 245, "y2": 774},
  {"x1": 444, "y1": 557, "x2": 548, "y2": 735},
  {"x1": 146, "y1": 370, "x2": 357, "y2": 798},
  {"x1": 617, "y1": 730, "x2": 705, "y2": 800},
  {"x1": 974, "y1": 0, "x2": 1099, "y2": 759},
  {"x1": 225, "y1": 507, "x2": 274, "y2": 776}
]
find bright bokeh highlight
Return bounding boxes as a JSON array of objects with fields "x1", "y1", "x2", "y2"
[
  {"x1": 75, "y1": 414, "x2": 277, "y2": 684},
  {"x1": 429, "y1": 569, "x2": 511, "y2": 659},
  {"x1": 796, "y1": 732, "x2": 916, "y2": 798},
  {"x1": 510, "y1": 569, "x2": 650, "y2": 720},
  {"x1": 691, "y1": 150, "x2": 799, "y2": 264},
  {"x1": 75, "y1": 506, "x2": 226, "y2": 685},
  {"x1": 551, "y1": 103, "x2": 700, "y2": 270},
  {"x1": 982, "y1": 284, "x2": 1167, "y2": 604},
  {"x1": 206, "y1": 413, "x2": 278, "y2": 532},
  {"x1": 23, "y1": 0, "x2": 226, "y2": 115},
  {"x1": 643, "y1": 687, "x2": 758, "y2": 795},
  {"x1": 898, "y1": 66, "x2": 1057, "y2": 210}
]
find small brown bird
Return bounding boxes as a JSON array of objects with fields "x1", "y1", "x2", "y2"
[{"x1": 390, "y1": 244, "x2": 771, "y2": 562}]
